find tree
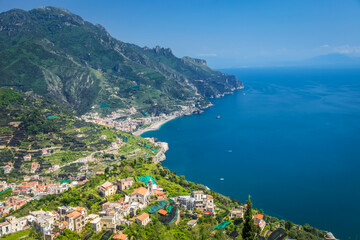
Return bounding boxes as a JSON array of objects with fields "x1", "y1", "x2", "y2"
[
  {"x1": 242, "y1": 195, "x2": 258, "y2": 240},
  {"x1": 285, "y1": 221, "x2": 294, "y2": 230}
]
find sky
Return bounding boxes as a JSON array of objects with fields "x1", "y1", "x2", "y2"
[{"x1": 0, "y1": 0, "x2": 360, "y2": 68}]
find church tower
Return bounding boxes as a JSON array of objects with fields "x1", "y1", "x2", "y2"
[{"x1": 148, "y1": 179, "x2": 153, "y2": 195}]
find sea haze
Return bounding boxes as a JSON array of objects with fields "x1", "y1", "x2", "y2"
[{"x1": 142, "y1": 67, "x2": 360, "y2": 239}]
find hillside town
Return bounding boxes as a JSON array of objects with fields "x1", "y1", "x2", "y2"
[
  {"x1": 81, "y1": 105, "x2": 201, "y2": 134},
  {"x1": 0, "y1": 175, "x2": 220, "y2": 240},
  {"x1": 0, "y1": 168, "x2": 339, "y2": 240},
  {"x1": 0, "y1": 180, "x2": 71, "y2": 217}
]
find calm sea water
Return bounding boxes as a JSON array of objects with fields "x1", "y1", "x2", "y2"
[{"x1": 142, "y1": 68, "x2": 360, "y2": 239}]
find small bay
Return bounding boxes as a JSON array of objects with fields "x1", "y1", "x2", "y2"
[{"x1": 142, "y1": 67, "x2": 360, "y2": 239}]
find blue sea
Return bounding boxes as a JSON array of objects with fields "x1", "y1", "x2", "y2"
[{"x1": 142, "y1": 68, "x2": 360, "y2": 239}]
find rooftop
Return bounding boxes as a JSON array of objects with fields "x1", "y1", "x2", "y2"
[
  {"x1": 253, "y1": 214, "x2": 264, "y2": 220},
  {"x1": 112, "y1": 233, "x2": 128, "y2": 240},
  {"x1": 131, "y1": 187, "x2": 148, "y2": 196},
  {"x1": 136, "y1": 212, "x2": 149, "y2": 222},
  {"x1": 66, "y1": 210, "x2": 81, "y2": 219}
]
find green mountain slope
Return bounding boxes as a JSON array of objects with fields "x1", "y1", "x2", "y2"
[
  {"x1": 0, "y1": 88, "x2": 157, "y2": 182},
  {"x1": 0, "y1": 7, "x2": 243, "y2": 115}
]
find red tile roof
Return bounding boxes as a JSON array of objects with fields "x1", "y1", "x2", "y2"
[
  {"x1": 136, "y1": 212, "x2": 149, "y2": 222},
  {"x1": 253, "y1": 214, "x2": 264, "y2": 220},
  {"x1": 112, "y1": 233, "x2": 128, "y2": 240},
  {"x1": 131, "y1": 187, "x2": 148, "y2": 196},
  {"x1": 158, "y1": 209, "x2": 167, "y2": 215}
]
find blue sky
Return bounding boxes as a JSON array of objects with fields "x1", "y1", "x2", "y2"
[{"x1": 1, "y1": 0, "x2": 359, "y2": 68}]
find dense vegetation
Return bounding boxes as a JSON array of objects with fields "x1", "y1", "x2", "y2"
[
  {"x1": 0, "y1": 88, "x2": 157, "y2": 182},
  {"x1": 0, "y1": 7, "x2": 242, "y2": 116}
]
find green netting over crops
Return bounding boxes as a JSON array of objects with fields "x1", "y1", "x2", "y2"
[
  {"x1": 166, "y1": 206, "x2": 173, "y2": 213},
  {"x1": 209, "y1": 221, "x2": 231, "y2": 231},
  {"x1": 148, "y1": 200, "x2": 168, "y2": 214},
  {"x1": 0, "y1": 188, "x2": 11, "y2": 194},
  {"x1": 137, "y1": 176, "x2": 158, "y2": 186}
]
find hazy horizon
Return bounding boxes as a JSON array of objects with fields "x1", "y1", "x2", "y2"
[{"x1": 1, "y1": 0, "x2": 359, "y2": 68}]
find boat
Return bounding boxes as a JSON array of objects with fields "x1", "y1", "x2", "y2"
[
  {"x1": 220, "y1": 178, "x2": 224, "y2": 181},
  {"x1": 216, "y1": 116, "x2": 221, "y2": 119},
  {"x1": 228, "y1": 150, "x2": 232, "y2": 153}
]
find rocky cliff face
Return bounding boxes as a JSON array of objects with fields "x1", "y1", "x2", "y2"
[{"x1": 0, "y1": 7, "x2": 243, "y2": 115}]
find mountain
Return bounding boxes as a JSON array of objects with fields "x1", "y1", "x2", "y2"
[{"x1": 0, "y1": 7, "x2": 242, "y2": 115}]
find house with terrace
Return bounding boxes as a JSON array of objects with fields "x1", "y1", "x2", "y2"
[
  {"x1": 99, "y1": 181, "x2": 118, "y2": 197},
  {"x1": 0, "y1": 216, "x2": 28, "y2": 237},
  {"x1": 253, "y1": 214, "x2": 266, "y2": 231},
  {"x1": 136, "y1": 213, "x2": 151, "y2": 227}
]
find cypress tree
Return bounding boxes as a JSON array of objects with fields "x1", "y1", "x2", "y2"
[{"x1": 242, "y1": 195, "x2": 258, "y2": 240}]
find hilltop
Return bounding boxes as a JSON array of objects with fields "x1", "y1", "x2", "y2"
[{"x1": 0, "y1": 7, "x2": 242, "y2": 116}]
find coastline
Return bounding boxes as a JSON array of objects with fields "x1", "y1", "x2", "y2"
[
  {"x1": 132, "y1": 115, "x2": 178, "y2": 136},
  {"x1": 133, "y1": 87, "x2": 244, "y2": 137}
]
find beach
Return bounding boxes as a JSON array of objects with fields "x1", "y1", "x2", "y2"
[{"x1": 132, "y1": 115, "x2": 178, "y2": 136}]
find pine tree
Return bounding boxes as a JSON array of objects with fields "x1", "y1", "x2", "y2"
[{"x1": 242, "y1": 195, "x2": 258, "y2": 240}]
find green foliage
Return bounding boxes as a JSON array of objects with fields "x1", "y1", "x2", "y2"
[
  {"x1": 0, "y1": 189, "x2": 13, "y2": 201},
  {"x1": 21, "y1": 109, "x2": 59, "y2": 135},
  {"x1": 285, "y1": 220, "x2": 294, "y2": 230},
  {"x1": 242, "y1": 196, "x2": 259, "y2": 240},
  {"x1": 0, "y1": 7, "x2": 242, "y2": 115},
  {"x1": 55, "y1": 229, "x2": 81, "y2": 240},
  {"x1": 0, "y1": 229, "x2": 31, "y2": 240},
  {"x1": 0, "y1": 88, "x2": 24, "y2": 107}
]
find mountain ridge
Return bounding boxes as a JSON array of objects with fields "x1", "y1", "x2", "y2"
[{"x1": 0, "y1": 6, "x2": 243, "y2": 116}]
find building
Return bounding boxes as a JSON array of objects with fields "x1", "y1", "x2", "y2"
[
  {"x1": 153, "y1": 189, "x2": 165, "y2": 200},
  {"x1": 99, "y1": 181, "x2": 117, "y2": 197},
  {"x1": 189, "y1": 191, "x2": 215, "y2": 213},
  {"x1": 102, "y1": 202, "x2": 122, "y2": 213},
  {"x1": 230, "y1": 209, "x2": 244, "y2": 219},
  {"x1": 18, "y1": 181, "x2": 39, "y2": 193},
  {"x1": 136, "y1": 213, "x2": 151, "y2": 226},
  {"x1": 90, "y1": 217, "x2": 102, "y2": 232},
  {"x1": 187, "y1": 219, "x2": 197, "y2": 228},
  {"x1": 130, "y1": 187, "x2": 149, "y2": 204},
  {"x1": 3, "y1": 165, "x2": 12, "y2": 174},
  {"x1": 324, "y1": 232, "x2": 337, "y2": 240},
  {"x1": 253, "y1": 214, "x2": 266, "y2": 231},
  {"x1": 30, "y1": 210, "x2": 60, "y2": 234},
  {"x1": 112, "y1": 232, "x2": 128, "y2": 240},
  {"x1": 101, "y1": 215, "x2": 117, "y2": 230},
  {"x1": 178, "y1": 196, "x2": 195, "y2": 211},
  {"x1": 117, "y1": 177, "x2": 134, "y2": 191},
  {"x1": 64, "y1": 210, "x2": 86, "y2": 233},
  {"x1": 24, "y1": 155, "x2": 31, "y2": 161},
  {"x1": 31, "y1": 162, "x2": 40, "y2": 173},
  {"x1": 0, "y1": 216, "x2": 28, "y2": 237},
  {"x1": 0, "y1": 221, "x2": 12, "y2": 236}
]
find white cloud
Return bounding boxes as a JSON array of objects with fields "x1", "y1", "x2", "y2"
[
  {"x1": 333, "y1": 45, "x2": 360, "y2": 54},
  {"x1": 321, "y1": 44, "x2": 330, "y2": 48}
]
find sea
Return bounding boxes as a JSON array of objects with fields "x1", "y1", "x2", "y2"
[{"x1": 142, "y1": 67, "x2": 360, "y2": 239}]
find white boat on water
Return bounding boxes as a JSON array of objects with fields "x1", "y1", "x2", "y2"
[{"x1": 220, "y1": 178, "x2": 224, "y2": 181}]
